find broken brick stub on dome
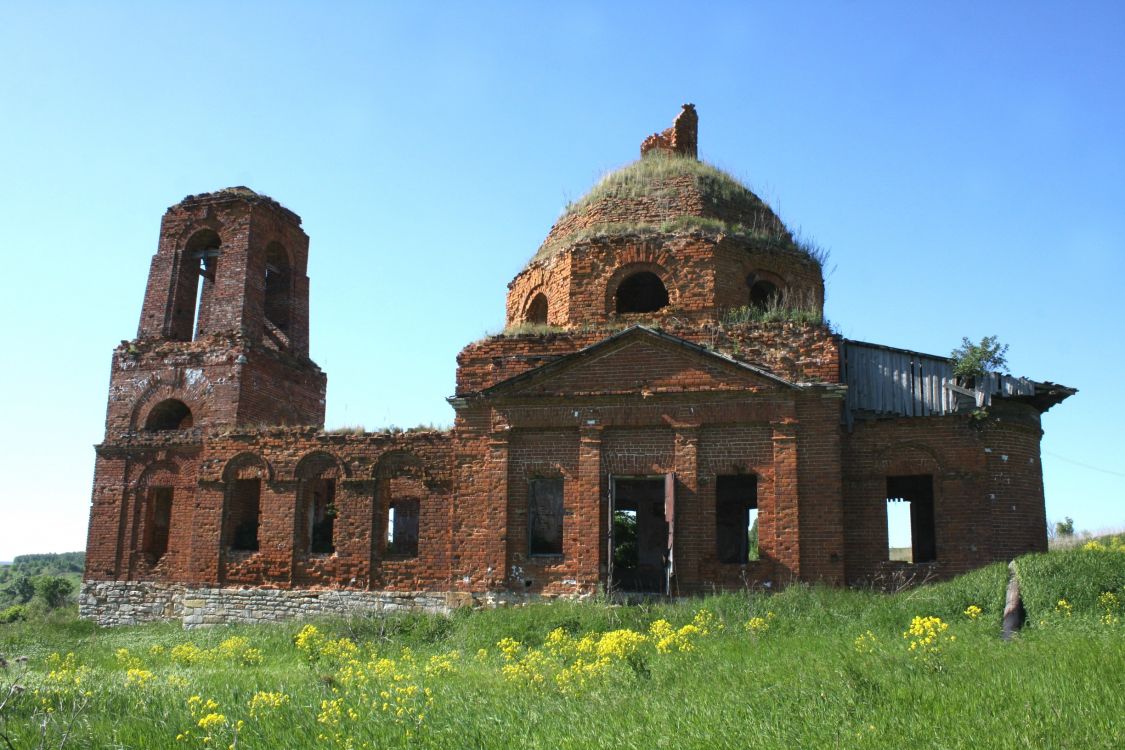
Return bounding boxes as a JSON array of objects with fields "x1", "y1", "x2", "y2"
[
  {"x1": 81, "y1": 106, "x2": 1074, "y2": 627},
  {"x1": 640, "y1": 103, "x2": 699, "y2": 158}
]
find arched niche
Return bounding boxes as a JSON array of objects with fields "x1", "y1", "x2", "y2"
[
  {"x1": 525, "y1": 292, "x2": 549, "y2": 324},
  {"x1": 144, "y1": 399, "x2": 193, "y2": 431}
]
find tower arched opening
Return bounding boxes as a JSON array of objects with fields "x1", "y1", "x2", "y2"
[
  {"x1": 264, "y1": 242, "x2": 292, "y2": 349},
  {"x1": 175, "y1": 230, "x2": 221, "y2": 341},
  {"x1": 144, "y1": 399, "x2": 193, "y2": 431},
  {"x1": 747, "y1": 275, "x2": 780, "y2": 311},
  {"x1": 615, "y1": 271, "x2": 669, "y2": 314}
]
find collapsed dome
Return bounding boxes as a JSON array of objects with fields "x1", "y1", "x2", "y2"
[
  {"x1": 535, "y1": 150, "x2": 793, "y2": 264},
  {"x1": 505, "y1": 106, "x2": 826, "y2": 329}
]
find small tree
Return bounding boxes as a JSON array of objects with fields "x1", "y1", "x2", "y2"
[
  {"x1": 1055, "y1": 517, "x2": 1075, "y2": 538},
  {"x1": 5, "y1": 577, "x2": 35, "y2": 605},
  {"x1": 951, "y1": 335, "x2": 1009, "y2": 381},
  {"x1": 747, "y1": 517, "x2": 759, "y2": 561},
  {"x1": 34, "y1": 576, "x2": 74, "y2": 609}
]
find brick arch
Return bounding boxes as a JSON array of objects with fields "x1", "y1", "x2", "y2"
[
  {"x1": 525, "y1": 464, "x2": 570, "y2": 481},
  {"x1": 295, "y1": 450, "x2": 348, "y2": 480},
  {"x1": 744, "y1": 268, "x2": 787, "y2": 291},
  {"x1": 129, "y1": 459, "x2": 181, "y2": 490},
  {"x1": 130, "y1": 374, "x2": 212, "y2": 432},
  {"x1": 372, "y1": 449, "x2": 428, "y2": 481},
  {"x1": 221, "y1": 452, "x2": 273, "y2": 482},
  {"x1": 174, "y1": 219, "x2": 225, "y2": 250},
  {"x1": 874, "y1": 441, "x2": 945, "y2": 477},
  {"x1": 520, "y1": 287, "x2": 549, "y2": 324},
  {"x1": 372, "y1": 449, "x2": 430, "y2": 561},
  {"x1": 604, "y1": 260, "x2": 677, "y2": 315},
  {"x1": 506, "y1": 263, "x2": 558, "y2": 327}
]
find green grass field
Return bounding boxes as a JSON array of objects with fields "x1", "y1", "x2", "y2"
[{"x1": 2, "y1": 546, "x2": 1122, "y2": 749}]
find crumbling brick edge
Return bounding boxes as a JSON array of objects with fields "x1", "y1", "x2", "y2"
[{"x1": 79, "y1": 581, "x2": 543, "y2": 629}]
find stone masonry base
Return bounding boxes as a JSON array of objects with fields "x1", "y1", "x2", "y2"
[{"x1": 80, "y1": 581, "x2": 527, "y2": 629}]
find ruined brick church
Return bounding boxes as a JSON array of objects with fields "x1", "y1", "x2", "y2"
[{"x1": 81, "y1": 106, "x2": 1074, "y2": 625}]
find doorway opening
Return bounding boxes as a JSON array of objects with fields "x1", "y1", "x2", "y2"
[
  {"x1": 609, "y1": 476, "x2": 673, "y2": 593},
  {"x1": 886, "y1": 475, "x2": 936, "y2": 563}
]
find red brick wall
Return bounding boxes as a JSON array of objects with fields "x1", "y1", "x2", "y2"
[
  {"x1": 87, "y1": 185, "x2": 1055, "y2": 605},
  {"x1": 506, "y1": 233, "x2": 823, "y2": 329},
  {"x1": 456, "y1": 321, "x2": 840, "y2": 397},
  {"x1": 840, "y1": 405, "x2": 1047, "y2": 583}
]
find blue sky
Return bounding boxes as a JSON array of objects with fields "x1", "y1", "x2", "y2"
[{"x1": 0, "y1": 1, "x2": 1122, "y2": 559}]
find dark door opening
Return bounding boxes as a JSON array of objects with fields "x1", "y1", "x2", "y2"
[
  {"x1": 886, "y1": 475, "x2": 936, "y2": 563},
  {"x1": 609, "y1": 476, "x2": 672, "y2": 593}
]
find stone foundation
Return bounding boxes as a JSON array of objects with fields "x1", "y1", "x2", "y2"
[{"x1": 80, "y1": 581, "x2": 528, "y2": 629}]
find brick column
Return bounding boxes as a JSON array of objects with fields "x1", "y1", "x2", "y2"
[
  {"x1": 191, "y1": 480, "x2": 225, "y2": 585},
  {"x1": 337, "y1": 479, "x2": 374, "y2": 588},
  {"x1": 673, "y1": 426, "x2": 700, "y2": 590},
  {"x1": 576, "y1": 426, "x2": 602, "y2": 591},
  {"x1": 770, "y1": 420, "x2": 800, "y2": 579},
  {"x1": 261, "y1": 480, "x2": 296, "y2": 585},
  {"x1": 485, "y1": 429, "x2": 510, "y2": 589}
]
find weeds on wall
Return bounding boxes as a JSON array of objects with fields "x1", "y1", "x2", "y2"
[
  {"x1": 721, "y1": 287, "x2": 824, "y2": 327},
  {"x1": 500, "y1": 322, "x2": 567, "y2": 336}
]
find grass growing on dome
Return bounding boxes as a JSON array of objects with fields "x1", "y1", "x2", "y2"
[
  {"x1": 533, "y1": 153, "x2": 830, "y2": 269},
  {"x1": 532, "y1": 215, "x2": 824, "y2": 266},
  {"x1": 561, "y1": 152, "x2": 764, "y2": 216}
]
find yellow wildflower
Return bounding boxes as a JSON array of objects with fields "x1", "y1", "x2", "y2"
[
  {"x1": 853, "y1": 630, "x2": 877, "y2": 654},
  {"x1": 125, "y1": 668, "x2": 155, "y2": 688},
  {"x1": 248, "y1": 691, "x2": 290, "y2": 719}
]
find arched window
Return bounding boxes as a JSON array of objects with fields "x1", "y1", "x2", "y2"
[
  {"x1": 526, "y1": 293, "x2": 549, "y2": 324},
  {"x1": 221, "y1": 453, "x2": 268, "y2": 554},
  {"x1": 296, "y1": 453, "x2": 339, "y2": 555},
  {"x1": 144, "y1": 399, "x2": 193, "y2": 431},
  {"x1": 747, "y1": 274, "x2": 780, "y2": 311},
  {"x1": 264, "y1": 242, "x2": 292, "y2": 337},
  {"x1": 615, "y1": 271, "x2": 669, "y2": 314},
  {"x1": 374, "y1": 451, "x2": 426, "y2": 560}
]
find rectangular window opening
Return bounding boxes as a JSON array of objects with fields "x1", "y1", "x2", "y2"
[
  {"x1": 886, "y1": 475, "x2": 935, "y2": 563},
  {"x1": 306, "y1": 478, "x2": 336, "y2": 555},
  {"x1": 228, "y1": 478, "x2": 261, "y2": 552},
  {"x1": 143, "y1": 487, "x2": 174, "y2": 560},
  {"x1": 387, "y1": 498, "x2": 419, "y2": 558},
  {"x1": 716, "y1": 475, "x2": 758, "y2": 564},
  {"x1": 528, "y1": 477, "x2": 564, "y2": 556}
]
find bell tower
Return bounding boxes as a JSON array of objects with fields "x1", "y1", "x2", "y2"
[
  {"x1": 86, "y1": 188, "x2": 327, "y2": 583},
  {"x1": 105, "y1": 187, "x2": 326, "y2": 436}
]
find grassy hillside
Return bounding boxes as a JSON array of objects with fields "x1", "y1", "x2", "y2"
[
  {"x1": 1, "y1": 547, "x2": 1122, "y2": 749},
  {"x1": 0, "y1": 552, "x2": 84, "y2": 605}
]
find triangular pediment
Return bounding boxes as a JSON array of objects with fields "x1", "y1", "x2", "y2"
[{"x1": 481, "y1": 327, "x2": 794, "y2": 399}]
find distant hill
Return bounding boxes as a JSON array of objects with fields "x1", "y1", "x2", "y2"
[{"x1": 0, "y1": 551, "x2": 85, "y2": 609}]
